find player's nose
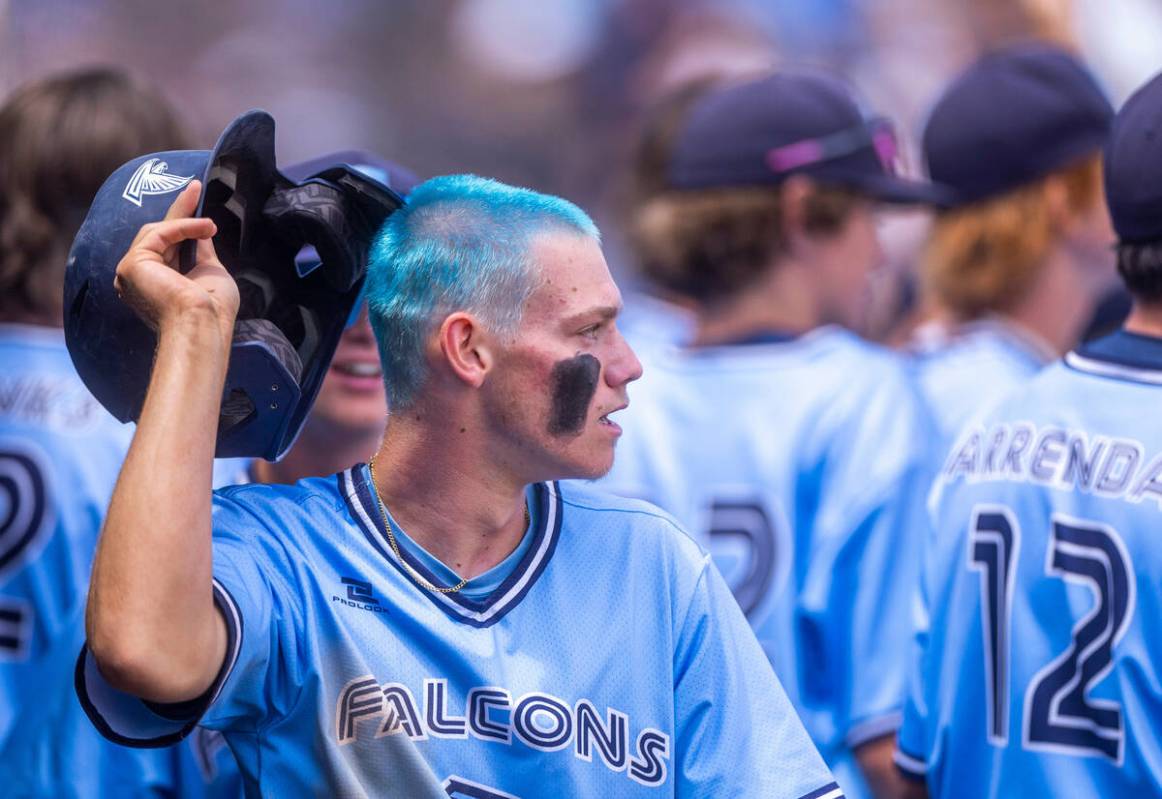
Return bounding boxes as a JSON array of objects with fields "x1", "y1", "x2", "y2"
[{"x1": 605, "y1": 327, "x2": 643, "y2": 388}]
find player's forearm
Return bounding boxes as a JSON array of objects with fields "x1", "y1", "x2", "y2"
[{"x1": 87, "y1": 307, "x2": 231, "y2": 702}]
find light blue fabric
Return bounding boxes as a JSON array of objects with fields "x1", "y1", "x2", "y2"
[
  {"x1": 79, "y1": 470, "x2": 842, "y2": 798},
  {"x1": 910, "y1": 319, "x2": 1054, "y2": 449},
  {"x1": 616, "y1": 292, "x2": 694, "y2": 360},
  {"x1": 600, "y1": 325, "x2": 939, "y2": 799},
  {"x1": 0, "y1": 324, "x2": 177, "y2": 798},
  {"x1": 899, "y1": 329, "x2": 1162, "y2": 797}
]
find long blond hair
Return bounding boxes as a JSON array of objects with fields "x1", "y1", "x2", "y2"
[{"x1": 921, "y1": 154, "x2": 1102, "y2": 320}]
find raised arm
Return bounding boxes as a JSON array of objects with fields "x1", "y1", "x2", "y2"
[{"x1": 85, "y1": 181, "x2": 240, "y2": 703}]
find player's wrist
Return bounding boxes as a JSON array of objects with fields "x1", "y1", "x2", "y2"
[{"x1": 157, "y1": 300, "x2": 235, "y2": 350}]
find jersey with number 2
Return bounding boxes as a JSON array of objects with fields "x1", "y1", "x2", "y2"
[{"x1": 601, "y1": 327, "x2": 936, "y2": 798}]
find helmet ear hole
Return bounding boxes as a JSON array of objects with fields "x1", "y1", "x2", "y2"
[{"x1": 219, "y1": 389, "x2": 257, "y2": 434}]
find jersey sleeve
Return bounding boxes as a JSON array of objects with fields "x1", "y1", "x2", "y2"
[
  {"x1": 76, "y1": 489, "x2": 302, "y2": 745},
  {"x1": 894, "y1": 466, "x2": 960, "y2": 784},
  {"x1": 673, "y1": 556, "x2": 844, "y2": 799},
  {"x1": 799, "y1": 371, "x2": 937, "y2": 751}
]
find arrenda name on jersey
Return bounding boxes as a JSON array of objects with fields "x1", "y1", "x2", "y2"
[{"x1": 943, "y1": 422, "x2": 1162, "y2": 508}]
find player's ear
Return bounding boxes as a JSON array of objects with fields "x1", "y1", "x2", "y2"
[
  {"x1": 779, "y1": 175, "x2": 815, "y2": 251},
  {"x1": 1042, "y1": 172, "x2": 1072, "y2": 231},
  {"x1": 437, "y1": 312, "x2": 492, "y2": 390}
]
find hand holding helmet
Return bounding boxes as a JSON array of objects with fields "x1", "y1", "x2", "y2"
[
  {"x1": 65, "y1": 110, "x2": 404, "y2": 460},
  {"x1": 112, "y1": 180, "x2": 237, "y2": 341}
]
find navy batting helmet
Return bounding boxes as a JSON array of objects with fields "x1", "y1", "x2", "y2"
[{"x1": 64, "y1": 110, "x2": 404, "y2": 460}]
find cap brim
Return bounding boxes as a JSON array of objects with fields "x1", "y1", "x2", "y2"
[{"x1": 841, "y1": 172, "x2": 956, "y2": 206}]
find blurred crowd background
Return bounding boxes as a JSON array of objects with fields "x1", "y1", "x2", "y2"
[{"x1": 3, "y1": 0, "x2": 1162, "y2": 304}]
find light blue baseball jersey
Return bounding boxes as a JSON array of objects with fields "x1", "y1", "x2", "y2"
[
  {"x1": 617, "y1": 292, "x2": 694, "y2": 359},
  {"x1": 0, "y1": 324, "x2": 179, "y2": 797},
  {"x1": 897, "y1": 329, "x2": 1162, "y2": 796},
  {"x1": 910, "y1": 319, "x2": 1055, "y2": 447},
  {"x1": 599, "y1": 326, "x2": 938, "y2": 799},
  {"x1": 78, "y1": 467, "x2": 843, "y2": 798}
]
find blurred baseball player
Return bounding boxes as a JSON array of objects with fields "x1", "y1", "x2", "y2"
[
  {"x1": 0, "y1": 68, "x2": 191, "y2": 797},
  {"x1": 910, "y1": 43, "x2": 1116, "y2": 445},
  {"x1": 599, "y1": 71, "x2": 941, "y2": 799},
  {"x1": 896, "y1": 68, "x2": 1162, "y2": 797},
  {"x1": 613, "y1": 78, "x2": 719, "y2": 359},
  {"x1": 77, "y1": 174, "x2": 843, "y2": 797}
]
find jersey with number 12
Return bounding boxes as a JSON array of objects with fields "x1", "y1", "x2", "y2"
[{"x1": 898, "y1": 329, "x2": 1162, "y2": 796}]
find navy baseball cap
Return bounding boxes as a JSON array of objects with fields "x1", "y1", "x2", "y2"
[
  {"x1": 1104, "y1": 71, "x2": 1162, "y2": 243},
  {"x1": 923, "y1": 43, "x2": 1113, "y2": 208},
  {"x1": 666, "y1": 70, "x2": 944, "y2": 205}
]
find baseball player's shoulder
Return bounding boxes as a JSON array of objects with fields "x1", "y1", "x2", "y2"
[
  {"x1": 954, "y1": 358, "x2": 1078, "y2": 433},
  {"x1": 822, "y1": 325, "x2": 912, "y2": 376},
  {"x1": 554, "y1": 480, "x2": 708, "y2": 566},
  {"x1": 915, "y1": 321, "x2": 1046, "y2": 394},
  {"x1": 809, "y1": 326, "x2": 926, "y2": 417},
  {"x1": 214, "y1": 471, "x2": 344, "y2": 508},
  {"x1": 211, "y1": 472, "x2": 349, "y2": 547}
]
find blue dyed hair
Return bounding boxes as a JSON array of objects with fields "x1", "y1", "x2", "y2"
[{"x1": 366, "y1": 174, "x2": 600, "y2": 409}]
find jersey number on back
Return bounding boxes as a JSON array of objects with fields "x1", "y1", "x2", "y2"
[
  {"x1": 0, "y1": 447, "x2": 51, "y2": 660},
  {"x1": 969, "y1": 505, "x2": 1135, "y2": 763},
  {"x1": 706, "y1": 499, "x2": 781, "y2": 617}
]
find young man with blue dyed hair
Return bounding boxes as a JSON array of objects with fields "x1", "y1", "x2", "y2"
[{"x1": 78, "y1": 174, "x2": 843, "y2": 797}]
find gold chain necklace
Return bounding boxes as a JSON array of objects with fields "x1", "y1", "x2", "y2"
[{"x1": 366, "y1": 457, "x2": 529, "y2": 595}]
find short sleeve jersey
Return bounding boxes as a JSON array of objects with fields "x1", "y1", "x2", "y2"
[
  {"x1": 600, "y1": 326, "x2": 938, "y2": 799},
  {"x1": 898, "y1": 329, "x2": 1162, "y2": 796},
  {"x1": 79, "y1": 469, "x2": 843, "y2": 798}
]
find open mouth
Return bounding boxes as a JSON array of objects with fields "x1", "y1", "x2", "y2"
[
  {"x1": 598, "y1": 404, "x2": 627, "y2": 428},
  {"x1": 331, "y1": 361, "x2": 382, "y2": 378}
]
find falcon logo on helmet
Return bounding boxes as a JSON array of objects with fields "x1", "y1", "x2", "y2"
[{"x1": 120, "y1": 158, "x2": 194, "y2": 207}]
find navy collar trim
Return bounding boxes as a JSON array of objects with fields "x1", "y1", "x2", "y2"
[
  {"x1": 338, "y1": 465, "x2": 562, "y2": 628},
  {"x1": 1066, "y1": 329, "x2": 1162, "y2": 385}
]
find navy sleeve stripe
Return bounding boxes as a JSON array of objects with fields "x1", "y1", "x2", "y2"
[
  {"x1": 207, "y1": 578, "x2": 244, "y2": 710},
  {"x1": 798, "y1": 782, "x2": 845, "y2": 799},
  {"x1": 74, "y1": 646, "x2": 192, "y2": 749},
  {"x1": 844, "y1": 711, "x2": 902, "y2": 748},
  {"x1": 73, "y1": 579, "x2": 243, "y2": 749},
  {"x1": 893, "y1": 748, "x2": 928, "y2": 782}
]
